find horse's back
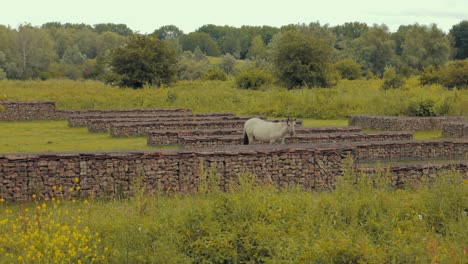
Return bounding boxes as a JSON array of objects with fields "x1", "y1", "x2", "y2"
[{"x1": 244, "y1": 117, "x2": 265, "y2": 129}]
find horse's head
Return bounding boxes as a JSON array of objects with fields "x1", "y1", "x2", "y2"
[{"x1": 287, "y1": 118, "x2": 296, "y2": 136}]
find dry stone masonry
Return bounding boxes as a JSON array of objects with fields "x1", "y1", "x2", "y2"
[
  {"x1": 442, "y1": 122, "x2": 468, "y2": 138},
  {"x1": 147, "y1": 126, "x2": 362, "y2": 146},
  {"x1": 349, "y1": 115, "x2": 466, "y2": 131},
  {"x1": 1, "y1": 139, "x2": 466, "y2": 202}
]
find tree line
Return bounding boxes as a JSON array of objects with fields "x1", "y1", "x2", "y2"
[{"x1": 0, "y1": 21, "x2": 467, "y2": 88}]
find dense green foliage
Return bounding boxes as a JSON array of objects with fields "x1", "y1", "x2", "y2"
[
  {"x1": 235, "y1": 67, "x2": 274, "y2": 89},
  {"x1": 450, "y1": 20, "x2": 468, "y2": 59},
  {"x1": 1, "y1": 21, "x2": 467, "y2": 90},
  {"x1": 270, "y1": 27, "x2": 335, "y2": 88},
  {"x1": 0, "y1": 79, "x2": 466, "y2": 118},
  {"x1": 420, "y1": 60, "x2": 468, "y2": 88},
  {"x1": 201, "y1": 67, "x2": 227, "y2": 81},
  {"x1": 381, "y1": 66, "x2": 405, "y2": 90},
  {"x1": 1, "y1": 166, "x2": 466, "y2": 263},
  {"x1": 333, "y1": 58, "x2": 362, "y2": 80},
  {"x1": 110, "y1": 35, "x2": 178, "y2": 88}
]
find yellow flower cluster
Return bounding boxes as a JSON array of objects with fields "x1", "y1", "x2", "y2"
[{"x1": 0, "y1": 197, "x2": 107, "y2": 263}]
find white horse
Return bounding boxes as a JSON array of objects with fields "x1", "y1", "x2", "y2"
[{"x1": 243, "y1": 117, "x2": 296, "y2": 145}]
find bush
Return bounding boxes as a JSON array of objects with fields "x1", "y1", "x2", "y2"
[
  {"x1": 381, "y1": 66, "x2": 405, "y2": 89},
  {"x1": 202, "y1": 68, "x2": 227, "y2": 81},
  {"x1": 406, "y1": 99, "x2": 438, "y2": 116},
  {"x1": 333, "y1": 58, "x2": 362, "y2": 80},
  {"x1": 419, "y1": 65, "x2": 441, "y2": 85},
  {"x1": 235, "y1": 67, "x2": 274, "y2": 89},
  {"x1": 439, "y1": 60, "x2": 468, "y2": 89}
]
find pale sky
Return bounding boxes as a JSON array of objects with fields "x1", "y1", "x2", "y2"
[{"x1": 2, "y1": 0, "x2": 467, "y2": 33}]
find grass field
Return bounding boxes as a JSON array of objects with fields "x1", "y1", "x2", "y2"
[
  {"x1": 0, "y1": 119, "x2": 444, "y2": 153},
  {"x1": 0, "y1": 78, "x2": 466, "y2": 119},
  {"x1": 0, "y1": 120, "x2": 176, "y2": 154}
]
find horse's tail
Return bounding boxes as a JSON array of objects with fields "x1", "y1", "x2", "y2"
[{"x1": 243, "y1": 131, "x2": 249, "y2": 145}]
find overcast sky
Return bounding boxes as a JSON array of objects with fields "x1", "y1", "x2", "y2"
[{"x1": 2, "y1": 0, "x2": 467, "y2": 33}]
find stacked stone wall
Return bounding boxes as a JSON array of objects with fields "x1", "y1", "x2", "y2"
[
  {"x1": 110, "y1": 120, "x2": 302, "y2": 137},
  {"x1": 349, "y1": 115, "x2": 466, "y2": 131},
  {"x1": 68, "y1": 112, "x2": 234, "y2": 127},
  {"x1": 87, "y1": 116, "x2": 254, "y2": 133},
  {"x1": 147, "y1": 126, "x2": 362, "y2": 146},
  {"x1": 442, "y1": 122, "x2": 468, "y2": 138},
  {"x1": 1, "y1": 139, "x2": 466, "y2": 202},
  {"x1": 179, "y1": 132, "x2": 413, "y2": 149}
]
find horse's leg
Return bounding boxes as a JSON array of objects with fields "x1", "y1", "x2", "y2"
[{"x1": 248, "y1": 133, "x2": 254, "y2": 145}]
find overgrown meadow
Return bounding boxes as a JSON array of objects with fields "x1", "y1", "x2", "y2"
[
  {"x1": 0, "y1": 79, "x2": 467, "y2": 263},
  {"x1": 0, "y1": 78, "x2": 467, "y2": 118},
  {"x1": 1, "y1": 163, "x2": 467, "y2": 263}
]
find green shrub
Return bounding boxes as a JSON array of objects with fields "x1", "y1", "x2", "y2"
[
  {"x1": 381, "y1": 66, "x2": 405, "y2": 89},
  {"x1": 407, "y1": 99, "x2": 438, "y2": 116},
  {"x1": 439, "y1": 60, "x2": 468, "y2": 89},
  {"x1": 235, "y1": 67, "x2": 274, "y2": 89},
  {"x1": 201, "y1": 68, "x2": 227, "y2": 81},
  {"x1": 333, "y1": 58, "x2": 362, "y2": 80},
  {"x1": 419, "y1": 65, "x2": 441, "y2": 85}
]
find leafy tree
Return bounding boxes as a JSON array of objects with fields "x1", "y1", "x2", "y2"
[
  {"x1": 391, "y1": 25, "x2": 412, "y2": 55},
  {"x1": 152, "y1": 25, "x2": 183, "y2": 40},
  {"x1": 94, "y1": 23, "x2": 133, "y2": 36},
  {"x1": 401, "y1": 24, "x2": 449, "y2": 69},
  {"x1": 61, "y1": 45, "x2": 87, "y2": 65},
  {"x1": 177, "y1": 50, "x2": 210, "y2": 81},
  {"x1": 219, "y1": 31, "x2": 241, "y2": 58},
  {"x1": 349, "y1": 25, "x2": 396, "y2": 76},
  {"x1": 269, "y1": 27, "x2": 335, "y2": 88},
  {"x1": 246, "y1": 35, "x2": 266, "y2": 59},
  {"x1": 196, "y1": 24, "x2": 230, "y2": 40},
  {"x1": 110, "y1": 35, "x2": 178, "y2": 88},
  {"x1": 220, "y1": 53, "x2": 236, "y2": 74},
  {"x1": 179, "y1": 32, "x2": 220, "y2": 56},
  {"x1": 14, "y1": 24, "x2": 56, "y2": 79},
  {"x1": 449, "y1": 20, "x2": 468, "y2": 59}
]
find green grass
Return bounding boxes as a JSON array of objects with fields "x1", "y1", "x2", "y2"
[
  {"x1": 302, "y1": 119, "x2": 348, "y2": 127},
  {"x1": 0, "y1": 120, "x2": 176, "y2": 154},
  {"x1": 1, "y1": 168, "x2": 466, "y2": 263},
  {"x1": 413, "y1": 129, "x2": 443, "y2": 140},
  {"x1": 0, "y1": 79, "x2": 466, "y2": 119}
]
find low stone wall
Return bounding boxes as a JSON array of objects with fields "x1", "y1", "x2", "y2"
[
  {"x1": 179, "y1": 132, "x2": 413, "y2": 149},
  {"x1": 353, "y1": 139, "x2": 467, "y2": 161},
  {"x1": 1, "y1": 139, "x2": 466, "y2": 202},
  {"x1": 87, "y1": 116, "x2": 255, "y2": 133},
  {"x1": 147, "y1": 126, "x2": 362, "y2": 146},
  {"x1": 68, "y1": 112, "x2": 235, "y2": 127},
  {"x1": 359, "y1": 161, "x2": 467, "y2": 186},
  {"x1": 0, "y1": 145, "x2": 348, "y2": 202},
  {"x1": 0, "y1": 100, "x2": 194, "y2": 121},
  {"x1": 349, "y1": 115, "x2": 466, "y2": 131},
  {"x1": 442, "y1": 122, "x2": 468, "y2": 138},
  {"x1": 0, "y1": 101, "x2": 59, "y2": 120},
  {"x1": 111, "y1": 120, "x2": 303, "y2": 137}
]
